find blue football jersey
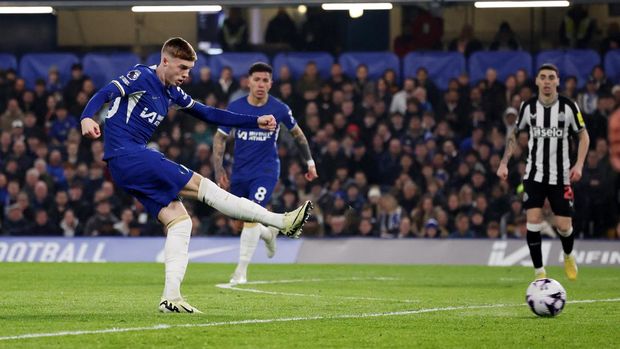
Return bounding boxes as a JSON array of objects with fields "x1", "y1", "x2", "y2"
[
  {"x1": 219, "y1": 95, "x2": 296, "y2": 179},
  {"x1": 102, "y1": 64, "x2": 194, "y2": 159}
]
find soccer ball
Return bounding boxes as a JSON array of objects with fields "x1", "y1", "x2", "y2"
[{"x1": 525, "y1": 278, "x2": 567, "y2": 317}]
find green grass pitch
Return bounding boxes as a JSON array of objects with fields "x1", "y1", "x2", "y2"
[{"x1": 1, "y1": 263, "x2": 619, "y2": 348}]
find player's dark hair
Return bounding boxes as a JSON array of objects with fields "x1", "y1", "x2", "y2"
[
  {"x1": 537, "y1": 63, "x2": 559, "y2": 76},
  {"x1": 162, "y1": 37, "x2": 197, "y2": 62},
  {"x1": 248, "y1": 62, "x2": 273, "y2": 76}
]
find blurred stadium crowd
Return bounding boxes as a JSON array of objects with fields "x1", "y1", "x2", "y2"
[{"x1": 1, "y1": 9, "x2": 620, "y2": 240}]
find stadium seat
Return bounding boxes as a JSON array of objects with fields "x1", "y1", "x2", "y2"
[
  {"x1": 19, "y1": 53, "x2": 79, "y2": 89},
  {"x1": 209, "y1": 52, "x2": 270, "y2": 80},
  {"x1": 83, "y1": 53, "x2": 140, "y2": 88},
  {"x1": 272, "y1": 52, "x2": 334, "y2": 80},
  {"x1": 604, "y1": 49, "x2": 620, "y2": 84},
  {"x1": 338, "y1": 52, "x2": 400, "y2": 82},
  {"x1": 536, "y1": 49, "x2": 600, "y2": 88},
  {"x1": 403, "y1": 51, "x2": 465, "y2": 90},
  {"x1": 145, "y1": 52, "x2": 209, "y2": 81},
  {"x1": 0, "y1": 53, "x2": 17, "y2": 71},
  {"x1": 468, "y1": 51, "x2": 533, "y2": 85}
]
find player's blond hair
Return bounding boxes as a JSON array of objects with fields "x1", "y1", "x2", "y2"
[{"x1": 161, "y1": 37, "x2": 197, "y2": 62}]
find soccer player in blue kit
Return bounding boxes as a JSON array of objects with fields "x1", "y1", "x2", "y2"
[
  {"x1": 80, "y1": 38, "x2": 312, "y2": 313},
  {"x1": 213, "y1": 62, "x2": 318, "y2": 284}
]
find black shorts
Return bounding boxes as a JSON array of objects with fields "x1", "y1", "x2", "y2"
[{"x1": 522, "y1": 180, "x2": 574, "y2": 217}]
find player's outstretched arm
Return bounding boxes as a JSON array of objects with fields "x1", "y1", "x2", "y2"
[
  {"x1": 290, "y1": 125, "x2": 318, "y2": 181},
  {"x1": 570, "y1": 129, "x2": 590, "y2": 182},
  {"x1": 80, "y1": 83, "x2": 122, "y2": 139},
  {"x1": 185, "y1": 101, "x2": 275, "y2": 131},
  {"x1": 497, "y1": 129, "x2": 517, "y2": 181},
  {"x1": 212, "y1": 131, "x2": 230, "y2": 189}
]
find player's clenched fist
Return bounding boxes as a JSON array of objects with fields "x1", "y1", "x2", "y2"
[
  {"x1": 257, "y1": 115, "x2": 276, "y2": 131},
  {"x1": 81, "y1": 118, "x2": 101, "y2": 139},
  {"x1": 305, "y1": 163, "x2": 319, "y2": 181},
  {"x1": 609, "y1": 109, "x2": 620, "y2": 172},
  {"x1": 496, "y1": 162, "x2": 509, "y2": 181}
]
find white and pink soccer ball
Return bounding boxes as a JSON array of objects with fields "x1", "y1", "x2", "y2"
[{"x1": 526, "y1": 278, "x2": 567, "y2": 317}]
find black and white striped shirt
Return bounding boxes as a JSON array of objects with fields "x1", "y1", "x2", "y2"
[{"x1": 516, "y1": 95, "x2": 586, "y2": 185}]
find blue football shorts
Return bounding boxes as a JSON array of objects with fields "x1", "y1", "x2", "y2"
[
  {"x1": 230, "y1": 175, "x2": 278, "y2": 208},
  {"x1": 106, "y1": 148, "x2": 193, "y2": 217}
]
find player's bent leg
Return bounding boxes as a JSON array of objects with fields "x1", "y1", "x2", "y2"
[
  {"x1": 182, "y1": 174, "x2": 283, "y2": 226},
  {"x1": 526, "y1": 208, "x2": 546, "y2": 280},
  {"x1": 180, "y1": 174, "x2": 312, "y2": 237},
  {"x1": 259, "y1": 224, "x2": 278, "y2": 259},
  {"x1": 232, "y1": 222, "x2": 260, "y2": 284},
  {"x1": 157, "y1": 202, "x2": 201, "y2": 313},
  {"x1": 555, "y1": 216, "x2": 577, "y2": 281},
  {"x1": 247, "y1": 177, "x2": 278, "y2": 256}
]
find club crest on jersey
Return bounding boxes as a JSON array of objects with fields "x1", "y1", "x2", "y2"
[
  {"x1": 558, "y1": 112, "x2": 566, "y2": 122},
  {"x1": 127, "y1": 70, "x2": 141, "y2": 81}
]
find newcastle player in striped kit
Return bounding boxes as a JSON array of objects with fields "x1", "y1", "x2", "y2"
[{"x1": 497, "y1": 63, "x2": 589, "y2": 281}]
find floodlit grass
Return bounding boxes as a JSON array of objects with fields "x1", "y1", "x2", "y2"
[{"x1": 1, "y1": 263, "x2": 618, "y2": 348}]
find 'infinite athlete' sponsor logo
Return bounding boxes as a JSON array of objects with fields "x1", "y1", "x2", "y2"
[
  {"x1": 237, "y1": 130, "x2": 271, "y2": 141},
  {"x1": 488, "y1": 241, "x2": 620, "y2": 266}
]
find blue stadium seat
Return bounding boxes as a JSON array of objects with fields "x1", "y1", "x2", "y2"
[
  {"x1": 145, "y1": 52, "x2": 209, "y2": 81},
  {"x1": 209, "y1": 53, "x2": 270, "y2": 80},
  {"x1": 604, "y1": 49, "x2": 620, "y2": 84},
  {"x1": 83, "y1": 53, "x2": 140, "y2": 88},
  {"x1": 536, "y1": 49, "x2": 600, "y2": 88},
  {"x1": 338, "y1": 52, "x2": 400, "y2": 82},
  {"x1": 272, "y1": 52, "x2": 334, "y2": 80},
  {"x1": 19, "y1": 53, "x2": 79, "y2": 89},
  {"x1": 0, "y1": 53, "x2": 17, "y2": 71},
  {"x1": 403, "y1": 51, "x2": 465, "y2": 90},
  {"x1": 468, "y1": 51, "x2": 533, "y2": 85}
]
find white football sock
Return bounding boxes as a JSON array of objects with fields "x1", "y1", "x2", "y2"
[
  {"x1": 259, "y1": 223, "x2": 279, "y2": 240},
  {"x1": 198, "y1": 177, "x2": 283, "y2": 229},
  {"x1": 163, "y1": 215, "x2": 192, "y2": 301},
  {"x1": 234, "y1": 223, "x2": 261, "y2": 277}
]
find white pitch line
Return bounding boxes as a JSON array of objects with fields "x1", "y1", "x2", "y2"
[
  {"x1": 216, "y1": 277, "x2": 419, "y2": 303},
  {"x1": 2, "y1": 298, "x2": 619, "y2": 341},
  {"x1": 229, "y1": 277, "x2": 401, "y2": 285},
  {"x1": 499, "y1": 277, "x2": 523, "y2": 282}
]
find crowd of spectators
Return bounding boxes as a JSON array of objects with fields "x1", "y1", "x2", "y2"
[
  {"x1": 1, "y1": 56, "x2": 619, "y2": 240},
  {"x1": 2, "y1": 7, "x2": 620, "y2": 239}
]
